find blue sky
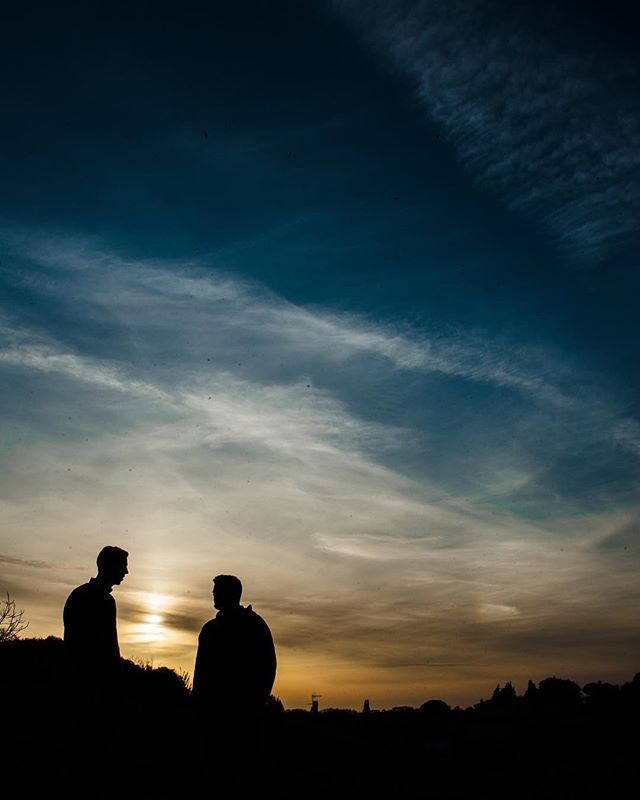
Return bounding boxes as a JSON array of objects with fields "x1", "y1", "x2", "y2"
[{"x1": 1, "y1": 1, "x2": 639, "y2": 707}]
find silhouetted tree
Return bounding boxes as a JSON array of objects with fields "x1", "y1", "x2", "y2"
[
  {"x1": 538, "y1": 676, "x2": 582, "y2": 709},
  {"x1": 0, "y1": 593, "x2": 29, "y2": 641},
  {"x1": 583, "y1": 680, "x2": 620, "y2": 711},
  {"x1": 524, "y1": 679, "x2": 539, "y2": 704},
  {"x1": 419, "y1": 699, "x2": 451, "y2": 718},
  {"x1": 266, "y1": 694, "x2": 285, "y2": 715},
  {"x1": 621, "y1": 672, "x2": 640, "y2": 707},
  {"x1": 5, "y1": 631, "x2": 640, "y2": 795},
  {"x1": 491, "y1": 681, "x2": 517, "y2": 708}
]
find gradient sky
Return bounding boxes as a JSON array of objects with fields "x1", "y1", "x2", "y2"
[{"x1": 1, "y1": 0, "x2": 639, "y2": 709}]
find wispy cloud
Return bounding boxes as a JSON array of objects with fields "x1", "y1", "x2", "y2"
[
  {"x1": 0, "y1": 325, "x2": 169, "y2": 402},
  {"x1": 337, "y1": 0, "x2": 640, "y2": 259},
  {"x1": 0, "y1": 554, "x2": 54, "y2": 569},
  {"x1": 1, "y1": 231, "x2": 639, "y2": 705},
  {"x1": 0, "y1": 233, "x2": 586, "y2": 406},
  {"x1": 4, "y1": 233, "x2": 638, "y2": 468}
]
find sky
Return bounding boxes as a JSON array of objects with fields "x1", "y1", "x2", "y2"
[{"x1": 1, "y1": 0, "x2": 639, "y2": 709}]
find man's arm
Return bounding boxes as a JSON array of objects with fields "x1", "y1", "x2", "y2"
[
  {"x1": 192, "y1": 623, "x2": 212, "y2": 702},
  {"x1": 256, "y1": 617, "x2": 277, "y2": 699},
  {"x1": 63, "y1": 586, "x2": 89, "y2": 657}
]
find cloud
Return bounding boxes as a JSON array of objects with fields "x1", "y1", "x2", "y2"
[
  {"x1": 0, "y1": 233, "x2": 595, "y2": 408},
  {"x1": 336, "y1": 0, "x2": 640, "y2": 260},
  {"x1": 1, "y1": 231, "x2": 639, "y2": 508},
  {"x1": 0, "y1": 327, "x2": 169, "y2": 402},
  {"x1": 1, "y1": 230, "x2": 639, "y2": 705},
  {"x1": 0, "y1": 554, "x2": 54, "y2": 569},
  {"x1": 597, "y1": 516, "x2": 640, "y2": 556}
]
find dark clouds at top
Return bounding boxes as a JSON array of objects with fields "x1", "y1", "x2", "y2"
[
  {"x1": 337, "y1": 0, "x2": 640, "y2": 261},
  {"x1": 1, "y1": 0, "x2": 638, "y2": 517},
  {"x1": 2, "y1": 1, "x2": 638, "y2": 380}
]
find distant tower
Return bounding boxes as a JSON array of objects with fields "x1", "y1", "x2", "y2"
[
  {"x1": 362, "y1": 698, "x2": 371, "y2": 714},
  {"x1": 310, "y1": 694, "x2": 321, "y2": 714}
]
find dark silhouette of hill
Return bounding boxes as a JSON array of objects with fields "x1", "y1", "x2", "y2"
[
  {"x1": 1, "y1": 636, "x2": 190, "y2": 796},
  {"x1": 2, "y1": 636, "x2": 639, "y2": 797}
]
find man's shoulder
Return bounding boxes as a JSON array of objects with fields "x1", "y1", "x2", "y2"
[
  {"x1": 199, "y1": 618, "x2": 219, "y2": 637},
  {"x1": 244, "y1": 606, "x2": 272, "y2": 632},
  {"x1": 65, "y1": 582, "x2": 92, "y2": 603},
  {"x1": 65, "y1": 581, "x2": 113, "y2": 606}
]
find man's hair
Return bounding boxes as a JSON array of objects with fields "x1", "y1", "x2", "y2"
[
  {"x1": 213, "y1": 574, "x2": 242, "y2": 604},
  {"x1": 97, "y1": 546, "x2": 129, "y2": 571}
]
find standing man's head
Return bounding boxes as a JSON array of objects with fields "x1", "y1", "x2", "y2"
[
  {"x1": 213, "y1": 574, "x2": 242, "y2": 611},
  {"x1": 97, "y1": 546, "x2": 129, "y2": 588}
]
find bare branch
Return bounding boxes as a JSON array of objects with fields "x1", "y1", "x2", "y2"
[{"x1": 0, "y1": 593, "x2": 29, "y2": 642}]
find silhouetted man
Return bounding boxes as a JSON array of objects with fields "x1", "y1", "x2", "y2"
[
  {"x1": 63, "y1": 545, "x2": 128, "y2": 697},
  {"x1": 192, "y1": 575, "x2": 276, "y2": 787},
  {"x1": 193, "y1": 574, "x2": 276, "y2": 717}
]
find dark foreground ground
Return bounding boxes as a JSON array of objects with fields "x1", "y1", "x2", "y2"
[{"x1": 2, "y1": 637, "x2": 639, "y2": 798}]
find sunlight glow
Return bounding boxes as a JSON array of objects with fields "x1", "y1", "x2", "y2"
[
  {"x1": 122, "y1": 593, "x2": 177, "y2": 645},
  {"x1": 135, "y1": 620, "x2": 167, "y2": 643},
  {"x1": 145, "y1": 593, "x2": 169, "y2": 612}
]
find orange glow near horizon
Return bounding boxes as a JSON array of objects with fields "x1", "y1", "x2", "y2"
[
  {"x1": 119, "y1": 590, "x2": 179, "y2": 651},
  {"x1": 12, "y1": 592, "x2": 640, "y2": 711}
]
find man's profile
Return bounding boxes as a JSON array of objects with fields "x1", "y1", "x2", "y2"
[
  {"x1": 192, "y1": 574, "x2": 277, "y2": 716},
  {"x1": 63, "y1": 545, "x2": 128, "y2": 694}
]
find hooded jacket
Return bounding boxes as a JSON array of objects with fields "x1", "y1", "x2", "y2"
[{"x1": 192, "y1": 604, "x2": 276, "y2": 713}]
